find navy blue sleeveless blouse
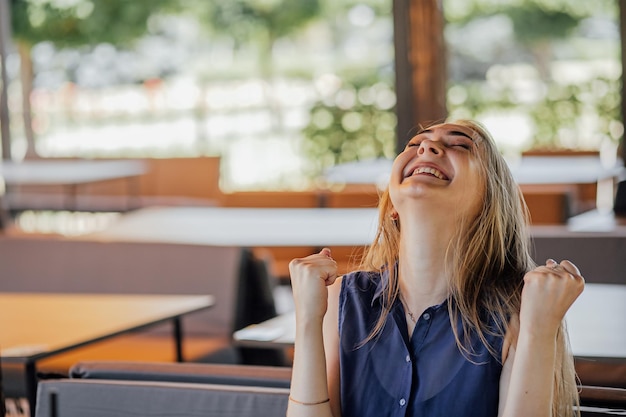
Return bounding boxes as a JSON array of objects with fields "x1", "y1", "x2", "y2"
[{"x1": 338, "y1": 270, "x2": 503, "y2": 417}]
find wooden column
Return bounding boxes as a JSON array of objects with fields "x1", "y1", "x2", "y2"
[
  {"x1": 0, "y1": 0, "x2": 12, "y2": 160},
  {"x1": 393, "y1": 0, "x2": 447, "y2": 152}
]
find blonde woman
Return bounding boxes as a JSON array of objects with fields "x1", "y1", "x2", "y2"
[{"x1": 288, "y1": 120, "x2": 584, "y2": 417}]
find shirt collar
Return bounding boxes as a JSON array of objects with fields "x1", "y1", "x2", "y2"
[{"x1": 371, "y1": 265, "x2": 391, "y2": 307}]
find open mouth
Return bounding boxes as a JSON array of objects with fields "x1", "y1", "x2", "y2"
[{"x1": 409, "y1": 166, "x2": 449, "y2": 181}]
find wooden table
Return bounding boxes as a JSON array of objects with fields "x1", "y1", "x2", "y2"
[
  {"x1": 86, "y1": 206, "x2": 626, "y2": 284},
  {"x1": 508, "y1": 156, "x2": 622, "y2": 185},
  {"x1": 566, "y1": 284, "x2": 626, "y2": 361},
  {"x1": 0, "y1": 159, "x2": 147, "y2": 212},
  {"x1": 86, "y1": 206, "x2": 380, "y2": 247},
  {"x1": 0, "y1": 160, "x2": 146, "y2": 186},
  {"x1": 88, "y1": 206, "x2": 626, "y2": 246},
  {"x1": 234, "y1": 283, "x2": 626, "y2": 361},
  {"x1": 323, "y1": 156, "x2": 624, "y2": 185},
  {"x1": 0, "y1": 292, "x2": 214, "y2": 415}
]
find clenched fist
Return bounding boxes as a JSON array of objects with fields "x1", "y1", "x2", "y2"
[
  {"x1": 289, "y1": 248, "x2": 339, "y2": 322},
  {"x1": 520, "y1": 259, "x2": 585, "y2": 338}
]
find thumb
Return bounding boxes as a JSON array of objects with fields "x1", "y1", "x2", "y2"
[{"x1": 320, "y1": 247, "x2": 332, "y2": 258}]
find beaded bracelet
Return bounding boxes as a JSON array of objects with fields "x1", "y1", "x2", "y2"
[{"x1": 288, "y1": 396, "x2": 330, "y2": 406}]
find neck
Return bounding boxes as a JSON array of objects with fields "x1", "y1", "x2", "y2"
[{"x1": 397, "y1": 214, "x2": 455, "y2": 311}]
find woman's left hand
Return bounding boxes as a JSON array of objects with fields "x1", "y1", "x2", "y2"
[{"x1": 519, "y1": 259, "x2": 585, "y2": 338}]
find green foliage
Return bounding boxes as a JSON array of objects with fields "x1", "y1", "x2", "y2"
[
  {"x1": 504, "y1": 1, "x2": 580, "y2": 45},
  {"x1": 445, "y1": 0, "x2": 614, "y2": 25},
  {"x1": 301, "y1": 78, "x2": 397, "y2": 176},
  {"x1": 10, "y1": 0, "x2": 180, "y2": 47},
  {"x1": 206, "y1": 0, "x2": 321, "y2": 43},
  {"x1": 445, "y1": 0, "x2": 620, "y2": 150},
  {"x1": 530, "y1": 77, "x2": 621, "y2": 148},
  {"x1": 448, "y1": 76, "x2": 621, "y2": 150},
  {"x1": 319, "y1": 0, "x2": 390, "y2": 16}
]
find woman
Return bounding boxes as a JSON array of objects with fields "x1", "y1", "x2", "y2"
[{"x1": 288, "y1": 120, "x2": 584, "y2": 417}]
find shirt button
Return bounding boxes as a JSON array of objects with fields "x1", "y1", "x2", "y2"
[
  {"x1": 405, "y1": 354, "x2": 411, "y2": 363},
  {"x1": 399, "y1": 398, "x2": 406, "y2": 406},
  {"x1": 423, "y1": 312, "x2": 431, "y2": 321}
]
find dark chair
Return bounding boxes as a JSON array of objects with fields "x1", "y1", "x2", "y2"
[
  {"x1": 234, "y1": 249, "x2": 287, "y2": 366},
  {"x1": 35, "y1": 379, "x2": 289, "y2": 417},
  {"x1": 0, "y1": 193, "x2": 11, "y2": 232},
  {"x1": 1, "y1": 356, "x2": 6, "y2": 417},
  {"x1": 578, "y1": 384, "x2": 626, "y2": 416},
  {"x1": 615, "y1": 180, "x2": 626, "y2": 216}
]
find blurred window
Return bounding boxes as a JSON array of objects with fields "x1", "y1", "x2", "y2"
[
  {"x1": 6, "y1": 0, "x2": 396, "y2": 191},
  {"x1": 444, "y1": 0, "x2": 621, "y2": 161},
  {"x1": 5, "y1": 0, "x2": 621, "y2": 191}
]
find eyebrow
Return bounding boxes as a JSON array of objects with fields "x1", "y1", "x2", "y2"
[{"x1": 416, "y1": 129, "x2": 475, "y2": 142}]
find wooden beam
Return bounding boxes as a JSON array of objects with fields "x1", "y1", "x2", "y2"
[
  {"x1": 0, "y1": 0, "x2": 12, "y2": 160},
  {"x1": 393, "y1": 0, "x2": 447, "y2": 152},
  {"x1": 392, "y1": 0, "x2": 414, "y2": 152}
]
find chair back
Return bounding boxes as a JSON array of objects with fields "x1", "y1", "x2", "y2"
[
  {"x1": 578, "y1": 384, "x2": 626, "y2": 416},
  {"x1": 35, "y1": 379, "x2": 289, "y2": 417}
]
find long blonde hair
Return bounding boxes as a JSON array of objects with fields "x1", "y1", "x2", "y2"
[{"x1": 360, "y1": 119, "x2": 579, "y2": 416}]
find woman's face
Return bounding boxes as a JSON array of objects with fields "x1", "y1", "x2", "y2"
[{"x1": 388, "y1": 123, "x2": 486, "y2": 222}]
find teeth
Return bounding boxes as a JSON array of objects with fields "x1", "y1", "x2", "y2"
[{"x1": 412, "y1": 166, "x2": 446, "y2": 180}]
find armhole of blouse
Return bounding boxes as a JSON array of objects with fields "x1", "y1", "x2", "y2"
[{"x1": 337, "y1": 274, "x2": 349, "y2": 335}]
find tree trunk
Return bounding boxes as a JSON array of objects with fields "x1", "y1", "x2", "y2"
[{"x1": 18, "y1": 41, "x2": 38, "y2": 159}]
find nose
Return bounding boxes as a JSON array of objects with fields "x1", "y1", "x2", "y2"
[{"x1": 417, "y1": 139, "x2": 442, "y2": 156}]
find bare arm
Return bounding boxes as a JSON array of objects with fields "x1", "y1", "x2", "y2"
[
  {"x1": 287, "y1": 249, "x2": 342, "y2": 417},
  {"x1": 499, "y1": 259, "x2": 584, "y2": 417}
]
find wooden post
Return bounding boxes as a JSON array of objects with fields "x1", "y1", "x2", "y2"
[
  {"x1": 393, "y1": 0, "x2": 447, "y2": 152},
  {"x1": 0, "y1": 0, "x2": 12, "y2": 160}
]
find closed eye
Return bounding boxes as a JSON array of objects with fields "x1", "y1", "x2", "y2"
[{"x1": 453, "y1": 143, "x2": 471, "y2": 150}]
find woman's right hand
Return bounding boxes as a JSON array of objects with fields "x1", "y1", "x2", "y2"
[{"x1": 289, "y1": 248, "x2": 339, "y2": 321}]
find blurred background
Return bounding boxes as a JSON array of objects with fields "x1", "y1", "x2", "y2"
[
  {"x1": 0, "y1": 0, "x2": 621, "y2": 191},
  {"x1": 1, "y1": 4, "x2": 625, "y2": 410}
]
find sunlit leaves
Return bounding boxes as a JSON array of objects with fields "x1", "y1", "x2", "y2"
[
  {"x1": 302, "y1": 79, "x2": 396, "y2": 176},
  {"x1": 11, "y1": 0, "x2": 180, "y2": 47}
]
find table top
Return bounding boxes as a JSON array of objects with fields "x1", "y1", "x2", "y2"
[
  {"x1": 233, "y1": 311, "x2": 296, "y2": 348},
  {"x1": 566, "y1": 283, "x2": 626, "y2": 360},
  {"x1": 0, "y1": 159, "x2": 147, "y2": 186},
  {"x1": 0, "y1": 293, "x2": 214, "y2": 361},
  {"x1": 234, "y1": 283, "x2": 626, "y2": 361},
  {"x1": 87, "y1": 206, "x2": 380, "y2": 247},
  {"x1": 508, "y1": 156, "x2": 623, "y2": 185},
  {"x1": 323, "y1": 156, "x2": 624, "y2": 186},
  {"x1": 86, "y1": 206, "x2": 626, "y2": 250},
  {"x1": 566, "y1": 209, "x2": 626, "y2": 232}
]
